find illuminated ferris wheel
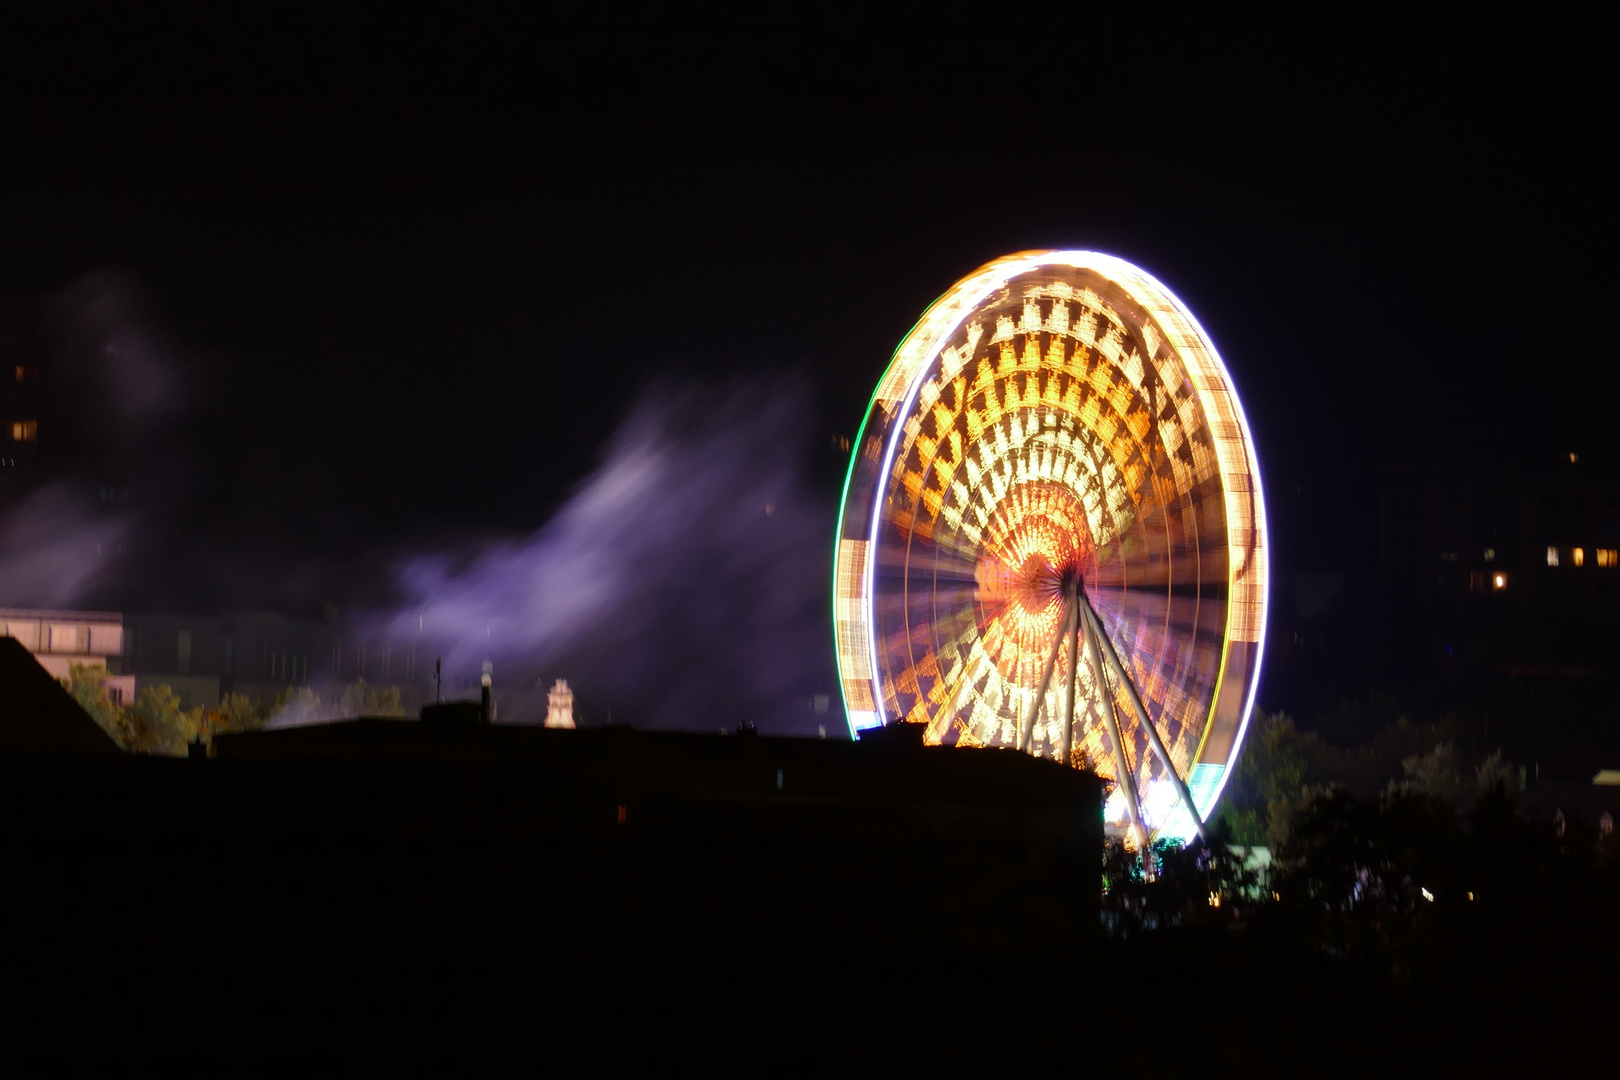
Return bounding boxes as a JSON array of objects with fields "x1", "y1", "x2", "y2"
[{"x1": 834, "y1": 251, "x2": 1268, "y2": 845}]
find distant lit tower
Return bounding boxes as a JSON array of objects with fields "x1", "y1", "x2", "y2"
[
  {"x1": 0, "y1": 295, "x2": 45, "y2": 477},
  {"x1": 544, "y1": 679, "x2": 575, "y2": 729}
]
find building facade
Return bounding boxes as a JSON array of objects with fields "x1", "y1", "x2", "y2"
[
  {"x1": 119, "y1": 610, "x2": 439, "y2": 710},
  {"x1": 0, "y1": 608, "x2": 134, "y2": 703}
]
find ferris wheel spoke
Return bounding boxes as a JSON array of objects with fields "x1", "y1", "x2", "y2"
[{"x1": 1017, "y1": 589, "x2": 1074, "y2": 754}]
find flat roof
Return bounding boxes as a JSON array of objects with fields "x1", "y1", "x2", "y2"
[{"x1": 0, "y1": 608, "x2": 124, "y2": 622}]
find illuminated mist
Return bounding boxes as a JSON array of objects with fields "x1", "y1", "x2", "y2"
[
  {"x1": 0, "y1": 485, "x2": 130, "y2": 608},
  {"x1": 1, "y1": 272, "x2": 839, "y2": 734},
  {"x1": 381, "y1": 378, "x2": 837, "y2": 733}
]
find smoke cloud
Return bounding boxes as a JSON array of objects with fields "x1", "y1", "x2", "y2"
[
  {"x1": 0, "y1": 271, "x2": 182, "y2": 611},
  {"x1": 0, "y1": 485, "x2": 131, "y2": 609},
  {"x1": 383, "y1": 377, "x2": 838, "y2": 733},
  {"x1": 4, "y1": 271, "x2": 842, "y2": 735}
]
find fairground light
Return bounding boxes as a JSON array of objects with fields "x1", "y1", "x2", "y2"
[{"x1": 834, "y1": 252, "x2": 1268, "y2": 845}]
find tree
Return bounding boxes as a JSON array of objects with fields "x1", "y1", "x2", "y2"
[
  {"x1": 65, "y1": 663, "x2": 133, "y2": 748},
  {"x1": 1100, "y1": 822, "x2": 1262, "y2": 936},
  {"x1": 1390, "y1": 743, "x2": 1468, "y2": 804},
  {"x1": 1266, "y1": 787, "x2": 1466, "y2": 965},
  {"x1": 64, "y1": 665, "x2": 214, "y2": 754},
  {"x1": 214, "y1": 692, "x2": 268, "y2": 734},
  {"x1": 1388, "y1": 743, "x2": 1518, "y2": 809},
  {"x1": 126, "y1": 684, "x2": 202, "y2": 756},
  {"x1": 339, "y1": 678, "x2": 404, "y2": 718},
  {"x1": 1217, "y1": 710, "x2": 1309, "y2": 846}
]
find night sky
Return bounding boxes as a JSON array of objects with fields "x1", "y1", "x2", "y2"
[{"x1": 2, "y1": 5, "x2": 1613, "y2": 715}]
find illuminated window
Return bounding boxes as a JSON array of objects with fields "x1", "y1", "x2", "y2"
[
  {"x1": 1493, "y1": 573, "x2": 1507, "y2": 590},
  {"x1": 12, "y1": 365, "x2": 22, "y2": 382},
  {"x1": 1598, "y1": 549, "x2": 1618, "y2": 568},
  {"x1": 1547, "y1": 546, "x2": 1559, "y2": 567},
  {"x1": 1483, "y1": 548, "x2": 1495, "y2": 563},
  {"x1": 9, "y1": 420, "x2": 36, "y2": 442},
  {"x1": 1569, "y1": 452, "x2": 1580, "y2": 463},
  {"x1": 1573, "y1": 547, "x2": 1585, "y2": 567}
]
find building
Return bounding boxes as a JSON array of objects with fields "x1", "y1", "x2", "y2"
[
  {"x1": 1259, "y1": 450, "x2": 1620, "y2": 777},
  {"x1": 1377, "y1": 453, "x2": 1620, "y2": 613},
  {"x1": 119, "y1": 610, "x2": 439, "y2": 711},
  {"x1": 0, "y1": 297, "x2": 43, "y2": 475},
  {"x1": 0, "y1": 607, "x2": 133, "y2": 704},
  {"x1": 544, "y1": 678, "x2": 576, "y2": 728},
  {"x1": 2, "y1": 606, "x2": 449, "y2": 713}
]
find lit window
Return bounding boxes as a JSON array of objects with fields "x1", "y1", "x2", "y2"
[
  {"x1": 1483, "y1": 548, "x2": 1495, "y2": 563},
  {"x1": 1547, "y1": 546, "x2": 1559, "y2": 567},
  {"x1": 12, "y1": 365, "x2": 22, "y2": 382},
  {"x1": 1570, "y1": 452, "x2": 1580, "y2": 463},
  {"x1": 1599, "y1": 549, "x2": 1618, "y2": 568},
  {"x1": 1493, "y1": 573, "x2": 1506, "y2": 590},
  {"x1": 9, "y1": 420, "x2": 36, "y2": 442},
  {"x1": 1573, "y1": 547, "x2": 1585, "y2": 567}
]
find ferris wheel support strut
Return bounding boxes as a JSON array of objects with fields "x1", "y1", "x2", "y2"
[
  {"x1": 1081, "y1": 598, "x2": 1207, "y2": 842},
  {"x1": 1081, "y1": 592, "x2": 1147, "y2": 850},
  {"x1": 1061, "y1": 578, "x2": 1082, "y2": 767}
]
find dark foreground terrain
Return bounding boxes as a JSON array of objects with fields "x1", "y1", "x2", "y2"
[{"x1": 1, "y1": 728, "x2": 1613, "y2": 1072}]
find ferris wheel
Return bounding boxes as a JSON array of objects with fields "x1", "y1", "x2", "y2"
[{"x1": 834, "y1": 251, "x2": 1268, "y2": 845}]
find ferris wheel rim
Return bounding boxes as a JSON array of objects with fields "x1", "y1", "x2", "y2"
[{"x1": 834, "y1": 250, "x2": 1269, "y2": 836}]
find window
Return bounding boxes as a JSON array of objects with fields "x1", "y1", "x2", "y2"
[
  {"x1": 1493, "y1": 573, "x2": 1507, "y2": 590},
  {"x1": 13, "y1": 365, "x2": 22, "y2": 382},
  {"x1": 107, "y1": 687, "x2": 123, "y2": 706},
  {"x1": 1573, "y1": 547, "x2": 1586, "y2": 567},
  {"x1": 48, "y1": 624, "x2": 87, "y2": 653},
  {"x1": 9, "y1": 420, "x2": 37, "y2": 442},
  {"x1": 88, "y1": 625, "x2": 122, "y2": 655},
  {"x1": 1483, "y1": 548, "x2": 1496, "y2": 563},
  {"x1": 1547, "y1": 546, "x2": 1560, "y2": 567},
  {"x1": 1599, "y1": 549, "x2": 1619, "y2": 568}
]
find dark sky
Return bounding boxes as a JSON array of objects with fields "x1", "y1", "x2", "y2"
[{"x1": 2, "y1": 3, "x2": 1614, "y2": 603}]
